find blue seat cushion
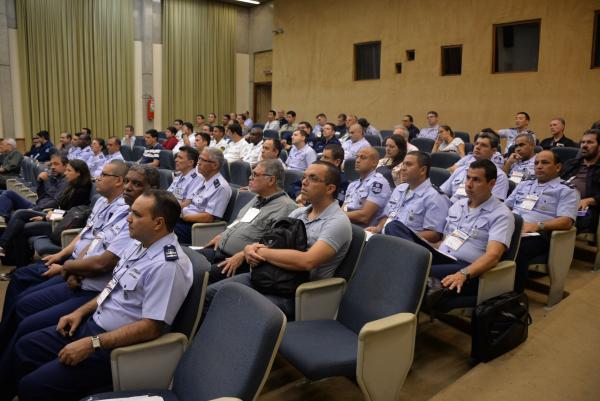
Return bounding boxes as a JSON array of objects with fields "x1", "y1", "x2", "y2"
[
  {"x1": 279, "y1": 320, "x2": 358, "y2": 380},
  {"x1": 84, "y1": 389, "x2": 179, "y2": 401},
  {"x1": 32, "y1": 237, "x2": 61, "y2": 256}
]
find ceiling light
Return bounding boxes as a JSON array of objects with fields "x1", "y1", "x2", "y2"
[{"x1": 236, "y1": 0, "x2": 260, "y2": 4}]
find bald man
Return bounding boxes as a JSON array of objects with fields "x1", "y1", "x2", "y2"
[
  {"x1": 342, "y1": 123, "x2": 370, "y2": 160},
  {"x1": 342, "y1": 147, "x2": 392, "y2": 227}
]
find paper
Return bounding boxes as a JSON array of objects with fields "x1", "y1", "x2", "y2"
[
  {"x1": 189, "y1": 246, "x2": 204, "y2": 250},
  {"x1": 521, "y1": 232, "x2": 541, "y2": 237},
  {"x1": 94, "y1": 396, "x2": 164, "y2": 401}
]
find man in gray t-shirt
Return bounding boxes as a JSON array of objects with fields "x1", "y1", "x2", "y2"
[{"x1": 203, "y1": 161, "x2": 352, "y2": 318}]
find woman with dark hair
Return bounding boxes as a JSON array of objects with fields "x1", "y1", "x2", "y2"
[
  {"x1": 432, "y1": 125, "x2": 465, "y2": 157},
  {"x1": 0, "y1": 160, "x2": 92, "y2": 265},
  {"x1": 377, "y1": 134, "x2": 407, "y2": 186},
  {"x1": 162, "y1": 126, "x2": 179, "y2": 150}
]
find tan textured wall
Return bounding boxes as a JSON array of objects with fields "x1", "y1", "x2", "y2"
[
  {"x1": 254, "y1": 50, "x2": 273, "y2": 83},
  {"x1": 272, "y1": 0, "x2": 600, "y2": 139}
]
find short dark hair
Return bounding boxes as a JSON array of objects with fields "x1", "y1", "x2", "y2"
[
  {"x1": 179, "y1": 146, "x2": 200, "y2": 165},
  {"x1": 37, "y1": 130, "x2": 50, "y2": 140},
  {"x1": 51, "y1": 153, "x2": 69, "y2": 165},
  {"x1": 144, "y1": 189, "x2": 181, "y2": 232},
  {"x1": 299, "y1": 121, "x2": 312, "y2": 132},
  {"x1": 312, "y1": 160, "x2": 342, "y2": 197},
  {"x1": 145, "y1": 129, "x2": 158, "y2": 139},
  {"x1": 125, "y1": 125, "x2": 134, "y2": 131},
  {"x1": 540, "y1": 149, "x2": 562, "y2": 164},
  {"x1": 128, "y1": 165, "x2": 160, "y2": 189},
  {"x1": 61, "y1": 132, "x2": 72, "y2": 139},
  {"x1": 517, "y1": 111, "x2": 530, "y2": 121},
  {"x1": 476, "y1": 131, "x2": 499, "y2": 149},
  {"x1": 427, "y1": 111, "x2": 439, "y2": 117},
  {"x1": 286, "y1": 110, "x2": 296, "y2": 117},
  {"x1": 316, "y1": 113, "x2": 326, "y2": 119},
  {"x1": 196, "y1": 114, "x2": 205, "y2": 119},
  {"x1": 294, "y1": 129, "x2": 308, "y2": 142},
  {"x1": 197, "y1": 132, "x2": 211, "y2": 145},
  {"x1": 357, "y1": 118, "x2": 370, "y2": 129},
  {"x1": 324, "y1": 144, "x2": 344, "y2": 162},
  {"x1": 166, "y1": 126, "x2": 177, "y2": 135},
  {"x1": 269, "y1": 109, "x2": 276, "y2": 115},
  {"x1": 228, "y1": 123, "x2": 243, "y2": 137},
  {"x1": 82, "y1": 127, "x2": 92, "y2": 136},
  {"x1": 405, "y1": 114, "x2": 414, "y2": 122},
  {"x1": 79, "y1": 132, "x2": 91, "y2": 145},
  {"x1": 440, "y1": 125, "x2": 454, "y2": 137},
  {"x1": 109, "y1": 136, "x2": 121, "y2": 146},
  {"x1": 337, "y1": 113, "x2": 347, "y2": 121},
  {"x1": 223, "y1": 114, "x2": 231, "y2": 121},
  {"x1": 591, "y1": 120, "x2": 600, "y2": 130},
  {"x1": 583, "y1": 129, "x2": 600, "y2": 144},
  {"x1": 213, "y1": 125, "x2": 225, "y2": 135},
  {"x1": 264, "y1": 138, "x2": 282, "y2": 156},
  {"x1": 469, "y1": 159, "x2": 497, "y2": 182},
  {"x1": 407, "y1": 150, "x2": 431, "y2": 176},
  {"x1": 183, "y1": 122, "x2": 193, "y2": 131},
  {"x1": 174, "y1": 119, "x2": 183, "y2": 125}
]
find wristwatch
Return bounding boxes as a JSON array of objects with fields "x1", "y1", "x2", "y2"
[
  {"x1": 459, "y1": 267, "x2": 470, "y2": 280},
  {"x1": 537, "y1": 221, "x2": 545, "y2": 232},
  {"x1": 91, "y1": 335, "x2": 102, "y2": 351}
]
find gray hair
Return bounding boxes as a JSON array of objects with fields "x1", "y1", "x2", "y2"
[
  {"x1": 108, "y1": 159, "x2": 129, "y2": 177},
  {"x1": 257, "y1": 158, "x2": 284, "y2": 189},
  {"x1": 205, "y1": 147, "x2": 225, "y2": 170},
  {"x1": 3, "y1": 138, "x2": 16, "y2": 149},
  {"x1": 551, "y1": 117, "x2": 566, "y2": 126},
  {"x1": 393, "y1": 125, "x2": 410, "y2": 141},
  {"x1": 515, "y1": 133, "x2": 535, "y2": 145}
]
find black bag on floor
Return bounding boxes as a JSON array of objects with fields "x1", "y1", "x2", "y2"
[
  {"x1": 471, "y1": 291, "x2": 532, "y2": 362},
  {"x1": 250, "y1": 217, "x2": 309, "y2": 297},
  {"x1": 49, "y1": 205, "x2": 91, "y2": 246}
]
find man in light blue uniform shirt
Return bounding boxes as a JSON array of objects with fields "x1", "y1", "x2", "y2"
[
  {"x1": 175, "y1": 148, "x2": 232, "y2": 244},
  {"x1": 2, "y1": 190, "x2": 193, "y2": 401},
  {"x1": 343, "y1": 147, "x2": 391, "y2": 227},
  {"x1": 505, "y1": 149, "x2": 579, "y2": 293},
  {"x1": 417, "y1": 111, "x2": 440, "y2": 140},
  {"x1": 503, "y1": 133, "x2": 536, "y2": 184},
  {"x1": 286, "y1": 129, "x2": 317, "y2": 171},
  {"x1": 204, "y1": 161, "x2": 352, "y2": 319},
  {"x1": 442, "y1": 132, "x2": 509, "y2": 201},
  {"x1": 367, "y1": 151, "x2": 450, "y2": 243},
  {"x1": 167, "y1": 146, "x2": 202, "y2": 205},
  {"x1": 87, "y1": 138, "x2": 107, "y2": 178},
  {"x1": 342, "y1": 123, "x2": 370, "y2": 160},
  {"x1": 433, "y1": 160, "x2": 515, "y2": 300},
  {"x1": 498, "y1": 111, "x2": 536, "y2": 152},
  {"x1": 105, "y1": 137, "x2": 125, "y2": 163},
  {"x1": 68, "y1": 132, "x2": 93, "y2": 164}
]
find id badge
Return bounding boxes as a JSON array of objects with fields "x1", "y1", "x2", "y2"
[
  {"x1": 510, "y1": 171, "x2": 524, "y2": 184},
  {"x1": 520, "y1": 194, "x2": 539, "y2": 211},
  {"x1": 443, "y1": 229, "x2": 469, "y2": 251},
  {"x1": 456, "y1": 183, "x2": 467, "y2": 197},
  {"x1": 97, "y1": 278, "x2": 117, "y2": 306},
  {"x1": 240, "y1": 207, "x2": 260, "y2": 223},
  {"x1": 227, "y1": 220, "x2": 240, "y2": 229}
]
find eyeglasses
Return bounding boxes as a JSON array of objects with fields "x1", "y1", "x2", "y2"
[
  {"x1": 249, "y1": 172, "x2": 273, "y2": 179},
  {"x1": 99, "y1": 172, "x2": 120, "y2": 178},
  {"x1": 302, "y1": 174, "x2": 326, "y2": 184}
]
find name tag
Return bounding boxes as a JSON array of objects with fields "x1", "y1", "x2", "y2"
[
  {"x1": 240, "y1": 207, "x2": 260, "y2": 223},
  {"x1": 510, "y1": 171, "x2": 524, "y2": 184},
  {"x1": 443, "y1": 229, "x2": 469, "y2": 251},
  {"x1": 519, "y1": 194, "x2": 539, "y2": 211},
  {"x1": 97, "y1": 278, "x2": 117, "y2": 307},
  {"x1": 456, "y1": 183, "x2": 467, "y2": 197}
]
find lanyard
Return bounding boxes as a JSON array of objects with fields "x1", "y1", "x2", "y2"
[{"x1": 112, "y1": 242, "x2": 148, "y2": 281}]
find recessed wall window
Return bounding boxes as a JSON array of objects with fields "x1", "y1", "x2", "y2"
[
  {"x1": 441, "y1": 45, "x2": 462, "y2": 75},
  {"x1": 493, "y1": 20, "x2": 540, "y2": 73},
  {"x1": 354, "y1": 42, "x2": 381, "y2": 80},
  {"x1": 593, "y1": 11, "x2": 600, "y2": 68}
]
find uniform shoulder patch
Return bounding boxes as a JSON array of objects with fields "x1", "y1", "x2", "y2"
[
  {"x1": 432, "y1": 184, "x2": 445, "y2": 195},
  {"x1": 213, "y1": 179, "x2": 221, "y2": 188},
  {"x1": 371, "y1": 181, "x2": 383, "y2": 194},
  {"x1": 191, "y1": 172, "x2": 197, "y2": 179},
  {"x1": 164, "y1": 245, "x2": 179, "y2": 261},
  {"x1": 560, "y1": 180, "x2": 575, "y2": 188}
]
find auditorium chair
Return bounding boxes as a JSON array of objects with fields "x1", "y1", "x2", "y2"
[
  {"x1": 343, "y1": 158, "x2": 360, "y2": 182},
  {"x1": 191, "y1": 189, "x2": 255, "y2": 246},
  {"x1": 263, "y1": 129, "x2": 280, "y2": 140},
  {"x1": 134, "y1": 136, "x2": 146, "y2": 147},
  {"x1": 132, "y1": 146, "x2": 145, "y2": 162},
  {"x1": 90, "y1": 283, "x2": 285, "y2": 401},
  {"x1": 158, "y1": 169, "x2": 174, "y2": 190},
  {"x1": 220, "y1": 160, "x2": 231, "y2": 182},
  {"x1": 229, "y1": 160, "x2": 252, "y2": 188},
  {"x1": 279, "y1": 149, "x2": 288, "y2": 163},
  {"x1": 411, "y1": 137, "x2": 435, "y2": 153},
  {"x1": 159, "y1": 150, "x2": 175, "y2": 170},
  {"x1": 119, "y1": 146, "x2": 133, "y2": 161},
  {"x1": 429, "y1": 167, "x2": 451, "y2": 187},
  {"x1": 373, "y1": 146, "x2": 386, "y2": 158},
  {"x1": 465, "y1": 143, "x2": 474, "y2": 154},
  {"x1": 284, "y1": 169, "x2": 303, "y2": 198},
  {"x1": 365, "y1": 135, "x2": 381, "y2": 147},
  {"x1": 576, "y1": 217, "x2": 600, "y2": 271},
  {"x1": 380, "y1": 130, "x2": 393, "y2": 141},
  {"x1": 454, "y1": 131, "x2": 470, "y2": 143},
  {"x1": 430, "y1": 152, "x2": 461, "y2": 169},
  {"x1": 279, "y1": 235, "x2": 430, "y2": 401},
  {"x1": 552, "y1": 146, "x2": 580, "y2": 164},
  {"x1": 528, "y1": 227, "x2": 577, "y2": 308}
]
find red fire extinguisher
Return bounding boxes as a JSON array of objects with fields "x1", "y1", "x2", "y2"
[{"x1": 147, "y1": 96, "x2": 155, "y2": 121}]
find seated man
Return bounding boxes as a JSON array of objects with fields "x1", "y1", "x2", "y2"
[
  {"x1": 194, "y1": 132, "x2": 211, "y2": 154},
  {"x1": 0, "y1": 139, "x2": 24, "y2": 190},
  {"x1": 498, "y1": 111, "x2": 536, "y2": 152},
  {"x1": 204, "y1": 161, "x2": 352, "y2": 318},
  {"x1": 172, "y1": 122, "x2": 196, "y2": 155},
  {"x1": 285, "y1": 129, "x2": 317, "y2": 171},
  {"x1": 105, "y1": 136, "x2": 125, "y2": 163},
  {"x1": 342, "y1": 123, "x2": 370, "y2": 160},
  {"x1": 503, "y1": 133, "x2": 536, "y2": 183},
  {"x1": 506, "y1": 150, "x2": 578, "y2": 293},
  {"x1": 442, "y1": 132, "x2": 509, "y2": 202},
  {"x1": 417, "y1": 111, "x2": 440, "y2": 140},
  {"x1": 201, "y1": 159, "x2": 297, "y2": 283},
  {"x1": 209, "y1": 125, "x2": 229, "y2": 151},
  {"x1": 342, "y1": 147, "x2": 391, "y2": 227},
  {"x1": 435, "y1": 160, "x2": 515, "y2": 297},
  {"x1": 0, "y1": 190, "x2": 192, "y2": 401},
  {"x1": 0, "y1": 153, "x2": 67, "y2": 223},
  {"x1": 167, "y1": 146, "x2": 202, "y2": 206},
  {"x1": 313, "y1": 122, "x2": 341, "y2": 154},
  {"x1": 138, "y1": 129, "x2": 163, "y2": 168},
  {"x1": 56, "y1": 132, "x2": 72, "y2": 158},
  {"x1": 174, "y1": 148, "x2": 232, "y2": 244},
  {"x1": 30, "y1": 130, "x2": 54, "y2": 163},
  {"x1": 540, "y1": 118, "x2": 577, "y2": 149},
  {"x1": 449, "y1": 129, "x2": 504, "y2": 172},
  {"x1": 68, "y1": 132, "x2": 93, "y2": 164},
  {"x1": 561, "y1": 129, "x2": 600, "y2": 234},
  {"x1": 393, "y1": 126, "x2": 419, "y2": 152},
  {"x1": 223, "y1": 123, "x2": 250, "y2": 163},
  {"x1": 242, "y1": 127, "x2": 264, "y2": 166},
  {"x1": 261, "y1": 137, "x2": 285, "y2": 167},
  {"x1": 367, "y1": 151, "x2": 450, "y2": 242}
]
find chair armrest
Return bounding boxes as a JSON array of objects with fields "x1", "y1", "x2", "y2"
[
  {"x1": 61, "y1": 228, "x2": 82, "y2": 248},
  {"x1": 356, "y1": 313, "x2": 417, "y2": 401},
  {"x1": 477, "y1": 260, "x2": 516, "y2": 304},
  {"x1": 111, "y1": 332, "x2": 187, "y2": 391},
  {"x1": 545, "y1": 228, "x2": 577, "y2": 307},
  {"x1": 191, "y1": 221, "x2": 228, "y2": 246},
  {"x1": 295, "y1": 277, "x2": 346, "y2": 321}
]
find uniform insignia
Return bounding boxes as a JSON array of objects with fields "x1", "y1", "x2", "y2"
[
  {"x1": 560, "y1": 180, "x2": 575, "y2": 188},
  {"x1": 191, "y1": 172, "x2": 197, "y2": 179},
  {"x1": 372, "y1": 182, "x2": 383, "y2": 194},
  {"x1": 214, "y1": 179, "x2": 221, "y2": 188},
  {"x1": 164, "y1": 245, "x2": 179, "y2": 261}
]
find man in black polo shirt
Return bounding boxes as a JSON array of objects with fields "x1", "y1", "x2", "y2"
[{"x1": 540, "y1": 118, "x2": 577, "y2": 149}]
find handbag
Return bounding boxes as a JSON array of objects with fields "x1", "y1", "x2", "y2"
[
  {"x1": 250, "y1": 217, "x2": 309, "y2": 297},
  {"x1": 49, "y1": 205, "x2": 91, "y2": 245},
  {"x1": 471, "y1": 291, "x2": 532, "y2": 362}
]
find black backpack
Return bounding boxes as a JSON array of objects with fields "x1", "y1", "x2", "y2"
[
  {"x1": 250, "y1": 217, "x2": 309, "y2": 297},
  {"x1": 49, "y1": 205, "x2": 92, "y2": 246},
  {"x1": 471, "y1": 291, "x2": 532, "y2": 362}
]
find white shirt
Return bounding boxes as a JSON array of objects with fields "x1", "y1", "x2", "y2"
[
  {"x1": 210, "y1": 138, "x2": 229, "y2": 151},
  {"x1": 407, "y1": 143, "x2": 419, "y2": 152},
  {"x1": 223, "y1": 138, "x2": 250, "y2": 162},
  {"x1": 242, "y1": 140, "x2": 263, "y2": 166},
  {"x1": 264, "y1": 120, "x2": 280, "y2": 131},
  {"x1": 173, "y1": 134, "x2": 196, "y2": 155}
]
